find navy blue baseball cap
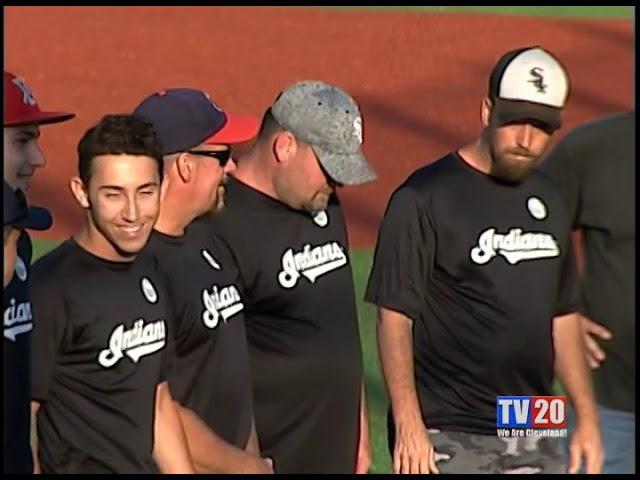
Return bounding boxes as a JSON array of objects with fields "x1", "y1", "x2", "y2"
[
  {"x1": 133, "y1": 88, "x2": 259, "y2": 155},
  {"x1": 3, "y1": 181, "x2": 52, "y2": 231}
]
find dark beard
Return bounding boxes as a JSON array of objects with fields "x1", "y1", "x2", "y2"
[
  {"x1": 490, "y1": 158, "x2": 536, "y2": 183},
  {"x1": 488, "y1": 145, "x2": 538, "y2": 184}
]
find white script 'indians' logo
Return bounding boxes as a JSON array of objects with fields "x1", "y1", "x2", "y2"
[
  {"x1": 4, "y1": 298, "x2": 33, "y2": 341},
  {"x1": 201, "y1": 284, "x2": 244, "y2": 329},
  {"x1": 470, "y1": 228, "x2": 560, "y2": 265},
  {"x1": 278, "y1": 241, "x2": 347, "y2": 288},
  {"x1": 98, "y1": 319, "x2": 166, "y2": 368}
]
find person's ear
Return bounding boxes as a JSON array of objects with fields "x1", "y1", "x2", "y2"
[
  {"x1": 481, "y1": 97, "x2": 493, "y2": 128},
  {"x1": 273, "y1": 131, "x2": 298, "y2": 165},
  {"x1": 175, "y1": 152, "x2": 194, "y2": 183},
  {"x1": 69, "y1": 176, "x2": 90, "y2": 209}
]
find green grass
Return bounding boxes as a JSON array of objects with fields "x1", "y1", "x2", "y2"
[
  {"x1": 330, "y1": 5, "x2": 634, "y2": 19},
  {"x1": 351, "y1": 249, "x2": 391, "y2": 474},
  {"x1": 32, "y1": 238, "x2": 62, "y2": 262}
]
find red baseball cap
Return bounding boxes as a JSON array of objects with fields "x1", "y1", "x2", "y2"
[
  {"x1": 205, "y1": 114, "x2": 260, "y2": 145},
  {"x1": 4, "y1": 71, "x2": 75, "y2": 127}
]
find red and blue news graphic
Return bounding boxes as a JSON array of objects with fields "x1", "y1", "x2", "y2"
[{"x1": 496, "y1": 396, "x2": 567, "y2": 428}]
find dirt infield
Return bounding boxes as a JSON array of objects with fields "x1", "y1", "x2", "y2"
[{"x1": 5, "y1": 7, "x2": 633, "y2": 248}]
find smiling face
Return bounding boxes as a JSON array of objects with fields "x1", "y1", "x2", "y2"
[
  {"x1": 3, "y1": 125, "x2": 46, "y2": 191},
  {"x1": 70, "y1": 154, "x2": 162, "y2": 261}
]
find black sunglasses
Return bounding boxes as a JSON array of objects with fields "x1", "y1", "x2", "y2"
[{"x1": 187, "y1": 149, "x2": 232, "y2": 166}]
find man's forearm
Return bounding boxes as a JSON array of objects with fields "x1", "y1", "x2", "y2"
[
  {"x1": 359, "y1": 381, "x2": 369, "y2": 439},
  {"x1": 179, "y1": 405, "x2": 269, "y2": 474},
  {"x1": 30, "y1": 401, "x2": 41, "y2": 474},
  {"x1": 552, "y1": 312, "x2": 599, "y2": 423},
  {"x1": 244, "y1": 417, "x2": 260, "y2": 455},
  {"x1": 377, "y1": 307, "x2": 423, "y2": 427},
  {"x1": 153, "y1": 382, "x2": 194, "y2": 473}
]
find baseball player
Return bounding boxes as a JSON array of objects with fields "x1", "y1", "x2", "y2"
[
  {"x1": 206, "y1": 81, "x2": 377, "y2": 473},
  {"x1": 365, "y1": 46, "x2": 603, "y2": 473},
  {"x1": 541, "y1": 111, "x2": 635, "y2": 473},
  {"x1": 133, "y1": 89, "x2": 273, "y2": 473},
  {"x1": 3, "y1": 181, "x2": 51, "y2": 288},
  {"x1": 29, "y1": 114, "x2": 193, "y2": 473},
  {"x1": 3, "y1": 70, "x2": 74, "y2": 474}
]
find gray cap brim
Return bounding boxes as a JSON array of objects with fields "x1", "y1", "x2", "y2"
[{"x1": 311, "y1": 145, "x2": 377, "y2": 186}]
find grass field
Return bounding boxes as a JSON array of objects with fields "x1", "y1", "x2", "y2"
[{"x1": 332, "y1": 5, "x2": 634, "y2": 19}]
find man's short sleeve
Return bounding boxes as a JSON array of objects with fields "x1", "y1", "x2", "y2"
[
  {"x1": 364, "y1": 186, "x2": 435, "y2": 322},
  {"x1": 541, "y1": 139, "x2": 581, "y2": 229},
  {"x1": 30, "y1": 268, "x2": 68, "y2": 401},
  {"x1": 555, "y1": 240, "x2": 581, "y2": 317}
]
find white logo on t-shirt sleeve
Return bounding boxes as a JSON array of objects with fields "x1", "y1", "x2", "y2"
[
  {"x1": 14, "y1": 256, "x2": 27, "y2": 282},
  {"x1": 141, "y1": 277, "x2": 158, "y2": 304},
  {"x1": 527, "y1": 196, "x2": 548, "y2": 220},
  {"x1": 202, "y1": 250, "x2": 221, "y2": 270}
]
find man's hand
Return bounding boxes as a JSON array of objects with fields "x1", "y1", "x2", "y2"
[
  {"x1": 355, "y1": 383, "x2": 372, "y2": 474},
  {"x1": 581, "y1": 315, "x2": 612, "y2": 369},
  {"x1": 241, "y1": 455, "x2": 274, "y2": 474},
  {"x1": 393, "y1": 420, "x2": 439, "y2": 474},
  {"x1": 568, "y1": 419, "x2": 604, "y2": 474},
  {"x1": 355, "y1": 423, "x2": 371, "y2": 474}
]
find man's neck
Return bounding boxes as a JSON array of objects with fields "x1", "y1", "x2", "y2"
[
  {"x1": 73, "y1": 226, "x2": 135, "y2": 263},
  {"x1": 154, "y1": 194, "x2": 192, "y2": 237},
  {"x1": 457, "y1": 137, "x2": 492, "y2": 175},
  {"x1": 234, "y1": 152, "x2": 279, "y2": 201}
]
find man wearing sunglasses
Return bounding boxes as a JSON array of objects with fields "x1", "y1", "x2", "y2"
[{"x1": 133, "y1": 89, "x2": 273, "y2": 473}]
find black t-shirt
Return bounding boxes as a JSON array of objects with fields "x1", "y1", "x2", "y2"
[
  {"x1": 206, "y1": 177, "x2": 363, "y2": 474},
  {"x1": 365, "y1": 152, "x2": 578, "y2": 435},
  {"x1": 30, "y1": 239, "x2": 174, "y2": 474},
  {"x1": 144, "y1": 222, "x2": 253, "y2": 448},
  {"x1": 3, "y1": 231, "x2": 34, "y2": 474},
  {"x1": 541, "y1": 111, "x2": 635, "y2": 413}
]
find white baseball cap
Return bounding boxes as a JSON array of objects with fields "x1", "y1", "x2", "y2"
[{"x1": 488, "y1": 46, "x2": 570, "y2": 131}]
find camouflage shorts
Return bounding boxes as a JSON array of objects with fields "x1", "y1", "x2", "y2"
[
  {"x1": 387, "y1": 413, "x2": 567, "y2": 474},
  {"x1": 423, "y1": 429, "x2": 566, "y2": 474}
]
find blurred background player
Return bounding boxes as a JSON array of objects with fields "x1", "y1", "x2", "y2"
[
  {"x1": 3, "y1": 70, "x2": 74, "y2": 474},
  {"x1": 541, "y1": 110, "x2": 635, "y2": 474}
]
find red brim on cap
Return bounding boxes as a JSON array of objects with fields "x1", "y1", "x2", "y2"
[
  {"x1": 4, "y1": 110, "x2": 75, "y2": 127},
  {"x1": 205, "y1": 114, "x2": 259, "y2": 145}
]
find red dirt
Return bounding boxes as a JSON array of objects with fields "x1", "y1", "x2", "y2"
[{"x1": 5, "y1": 7, "x2": 633, "y2": 248}]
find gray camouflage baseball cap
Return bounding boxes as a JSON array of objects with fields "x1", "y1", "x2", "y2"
[{"x1": 270, "y1": 80, "x2": 377, "y2": 185}]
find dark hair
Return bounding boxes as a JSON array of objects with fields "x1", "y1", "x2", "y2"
[
  {"x1": 257, "y1": 108, "x2": 284, "y2": 140},
  {"x1": 77, "y1": 114, "x2": 164, "y2": 184}
]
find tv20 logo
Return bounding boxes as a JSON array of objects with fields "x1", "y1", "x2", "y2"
[{"x1": 496, "y1": 396, "x2": 567, "y2": 428}]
